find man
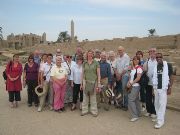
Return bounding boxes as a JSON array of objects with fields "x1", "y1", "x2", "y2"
[
  {"x1": 114, "y1": 46, "x2": 130, "y2": 111},
  {"x1": 72, "y1": 46, "x2": 83, "y2": 62},
  {"x1": 152, "y1": 53, "x2": 169, "y2": 129},
  {"x1": 94, "y1": 49, "x2": 101, "y2": 62},
  {"x1": 143, "y1": 48, "x2": 157, "y2": 118},
  {"x1": 53, "y1": 49, "x2": 64, "y2": 64},
  {"x1": 34, "y1": 50, "x2": 41, "y2": 65},
  {"x1": 98, "y1": 52, "x2": 112, "y2": 111}
]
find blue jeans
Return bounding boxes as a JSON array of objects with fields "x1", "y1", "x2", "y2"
[{"x1": 122, "y1": 74, "x2": 129, "y2": 108}]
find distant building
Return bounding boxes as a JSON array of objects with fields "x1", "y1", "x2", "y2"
[{"x1": 7, "y1": 33, "x2": 46, "y2": 49}]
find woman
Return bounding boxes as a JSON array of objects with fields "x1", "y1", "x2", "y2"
[
  {"x1": 38, "y1": 53, "x2": 53, "y2": 112},
  {"x1": 136, "y1": 50, "x2": 146, "y2": 111},
  {"x1": 81, "y1": 49, "x2": 101, "y2": 117},
  {"x1": 136, "y1": 51, "x2": 145, "y2": 66},
  {"x1": 62, "y1": 54, "x2": 76, "y2": 106},
  {"x1": 50, "y1": 56, "x2": 68, "y2": 112},
  {"x1": 70, "y1": 55, "x2": 83, "y2": 110},
  {"x1": 6, "y1": 54, "x2": 23, "y2": 108},
  {"x1": 23, "y1": 54, "x2": 39, "y2": 107},
  {"x1": 38, "y1": 53, "x2": 47, "y2": 85},
  {"x1": 107, "y1": 51, "x2": 117, "y2": 99},
  {"x1": 127, "y1": 56, "x2": 142, "y2": 122}
]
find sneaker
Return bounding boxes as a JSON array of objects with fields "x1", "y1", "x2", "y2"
[
  {"x1": 122, "y1": 107, "x2": 128, "y2": 111},
  {"x1": 37, "y1": 107, "x2": 42, "y2": 112},
  {"x1": 81, "y1": 112, "x2": 88, "y2": 116},
  {"x1": 151, "y1": 114, "x2": 157, "y2": 118},
  {"x1": 10, "y1": 103, "x2": 14, "y2": 108},
  {"x1": 104, "y1": 107, "x2": 110, "y2": 111},
  {"x1": 28, "y1": 104, "x2": 32, "y2": 107},
  {"x1": 141, "y1": 107, "x2": 146, "y2": 112},
  {"x1": 14, "y1": 102, "x2": 18, "y2": 108},
  {"x1": 49, "y1": 105, "x2": 53, "y2": 111},
  {"x1": 152, "y1": 118, "x2": 157, "y2": 122},
  {"x1": 130, "y1": 118, "x2": 139, "y2": 122},
  {"x1": 144, "y1": 113, "x2": 150, "y2": 117},
  {"x1": 91, "y1": 113, "x2": 98, "y2": 117},
  {"x1": 154, "y1": 123, "x2": 164, "y2": 129},
  {"x1": 71, "y1": 104, "x2": 76, "y2": 111}
]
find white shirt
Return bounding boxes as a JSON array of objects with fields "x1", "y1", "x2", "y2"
[
  {"x1": 114, "y1": 53, "x2": 130, "y2": 74},
  {"x1": 146, "y1": 58, "x2": 157, "y2": 85},
  {"x1": 39, "y1": 62, "x2": 46, "y2": 72},
  {"x1": 70, "y1": 63, "x2": 82, "y2": 84},
  {"x1": 50, "y1": 65, "x2": 67, "y2": 79},
  {"x1": 42, "y1": 62, "x2": 53, "y2": 82},
  {"x1": 61, "y1": 61, "x2": 76, "y2": 80},
  {"x1": 107, "y1": 59, "x2": 116, "y2": 75},
  {"x1": 130, "y1": 66, "x2": 143, "y2": 86}
]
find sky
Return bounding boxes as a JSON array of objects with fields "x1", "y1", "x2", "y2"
[{"x1": 0, "y1": 0, "x2": 180, "y2": 41}]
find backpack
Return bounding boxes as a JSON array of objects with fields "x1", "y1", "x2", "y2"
[
  {"x1": 2, "y1": 61, "x2": 12, "y2": 80},
  {"x1": 3, "y1": 70, "x2": 7, "y2": 80}
]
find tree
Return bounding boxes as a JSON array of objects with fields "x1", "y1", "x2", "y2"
[
  {"x1": 0, "y1": 26, "x2": 3, "y2": 41},
  {"x1": 148, "y1": 29, "x2": 156, "y2": 37},
  {"x1": 56, "y1": 31, "x2": 70, "y2": 43}
]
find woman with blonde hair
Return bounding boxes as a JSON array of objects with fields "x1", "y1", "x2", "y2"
[{"x1": 81, "y1": 49, "x2": 101, "y2": 117}]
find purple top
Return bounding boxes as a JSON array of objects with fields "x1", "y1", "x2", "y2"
[{"x1": 24, "y1": 63, "x2": 39, "y2": 81}]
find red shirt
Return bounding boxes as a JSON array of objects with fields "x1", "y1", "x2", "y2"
[{"x1": 6, "y1": 61, "x2": 23, "y2": 91}]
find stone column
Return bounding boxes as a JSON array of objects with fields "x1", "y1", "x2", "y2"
[{"x1": 71, "y1": 20, "x2": 74, "y2": 42}]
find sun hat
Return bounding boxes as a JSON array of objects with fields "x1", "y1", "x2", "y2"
[{"x1": 35, "y1": 85, "x2": 46, "y2": 97}]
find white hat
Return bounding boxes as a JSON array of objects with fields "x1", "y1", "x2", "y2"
[{"x1": 35, "y1": 85, "x2": 46, "y2": 97}]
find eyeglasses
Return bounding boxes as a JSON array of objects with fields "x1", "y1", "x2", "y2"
[{"x1": 156, "y1": 56, "x2": 162, "y2": 59}]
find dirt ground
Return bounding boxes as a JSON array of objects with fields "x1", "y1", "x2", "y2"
[{"x1": 0, "y1": 66, "x2": 180, "y2": 135}]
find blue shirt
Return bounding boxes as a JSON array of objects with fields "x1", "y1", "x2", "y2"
[
  {"x1": 34, "y1": 56, "x2": 41, "y2": 65},
  {"x1": 99, "y1": 61, "x2": 112, "y2": 84}
]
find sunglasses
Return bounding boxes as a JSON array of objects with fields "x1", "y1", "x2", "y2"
[
  {"x1": 66, "y1": 56, "x2": 72, "y2": 58},
  {"x1": 133, "y1": 59, "x2": 139, "y2": 61},
  {"x1": 149, "y1": 50, "x2": 156, "y2": 52}
]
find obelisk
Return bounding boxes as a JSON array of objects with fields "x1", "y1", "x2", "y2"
[{"x1": 71, "y1": 20, "x2": 74, "y2": 42}]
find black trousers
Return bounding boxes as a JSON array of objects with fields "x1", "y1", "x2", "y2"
[
  {"x1": 145, "y1": 85, "x2": 156, "y2": 114},
  {"x1": 26, "y1": 80, "x2": 39, "y2": 105},
  {"x1": 8, "y1": 91, "x2": 21, "y2": 102},
  {"x1": 73, "y1": 83, "x2": 83, "y2": 104},
  {"x1": 140, "y1": 86, "x2": 146, "y2": 103}
]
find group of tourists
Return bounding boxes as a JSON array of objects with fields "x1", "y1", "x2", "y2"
[{"x1": 3, "y1": 45, "x2": 173, "y2": 129}]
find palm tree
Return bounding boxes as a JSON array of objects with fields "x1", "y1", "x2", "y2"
[{"x1": 148, "y1": 29, "x2": 156, "y2": 37}]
